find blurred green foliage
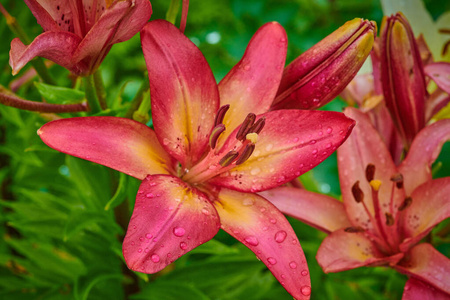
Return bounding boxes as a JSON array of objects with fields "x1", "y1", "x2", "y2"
[{"x1": 0, "y1": 0, "x2": 448, "y2": 299}]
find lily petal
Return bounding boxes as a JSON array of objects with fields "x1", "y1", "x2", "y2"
[
  {"x1": 210, "y1": 109, "x2": 355, "y2": 192},
  {"x1": 399, "y1": 119, "x2": 450, "y2": 195},
  {"x1": 260, "y1": 187, "x2": 351, "y2": 233},
  {"x1": 395, "y1": 243, "x2": 450, "y2": 295},
  {"x1": 399, "y1": 177, "x2": 450, "y2": 252},
  {"x1": 24, "y1": 0, "x2": 63, "y2": 32},
  {"x1": 218, "y1": 22, "x2": 287, "y2": 144},
  {"x1": 38, "y1": 117, "x2": 173, "y2": 180},
  {"x1": 402, "y1": 278, "x2": 450, "y2": 300},
  {"x1": 9, "y1": 32, "x2": 82, "y2": 75},
  {"x1": 141, "y1": 20, "x2": 219, "y2": 168},
  {"x1": 380, "y1": 13, "x2": 427, "y2": 148},
  {"x1": 272, "y1": 18, "x2": 376, "y2": 110},
  {"x1": 424, "y1": 62, "x2": 450, "y2": 94},
  {"x1": 123, "y1": 175, "x2": 220, "y2": 273},
  {"x1": 338, "y1": 108, "x2": 404, "y2": 231},
  {"x1": 72, "y1": 0, "x2": 152, "y2": 71},
  {"x1": 213, "y1": 188, "x2": 312, "y2": 300},
  {"x1": 316, "y1": 228, "x2": 404, "y2": 273}
]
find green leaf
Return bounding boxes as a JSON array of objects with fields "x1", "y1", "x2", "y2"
[
  {"x1": 131, "y1": 281, "x2": 210, "y2": 300},
  {"x1": 34, "y1": 82, "x2": 85, "y2": 104}
]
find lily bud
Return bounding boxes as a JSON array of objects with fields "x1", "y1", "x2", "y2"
[
  {"x1": 379, "y1": 13, "x2": 427, "y2": 149},
  {"x1": 271, "y1": 18, "x2": 376, "y2": 110}
]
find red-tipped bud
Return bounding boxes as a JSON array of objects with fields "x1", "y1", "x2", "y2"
[
  {"x1": 379, "y1": 12, "x2": 427, "y2": 149},
  {"x1": 272, "y1": 18, "x2": 376, "y2": 110}
]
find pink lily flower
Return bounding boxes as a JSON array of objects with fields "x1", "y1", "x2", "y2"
[
  {"x1": 38, "y1": 20, "x2": 355, "y2": 299},
  {"x1": 271, "y1": 18, "x2": 376, "y2": 110},
  {"x1": 262, "y1": 107, "x2": 450, "y2": 298},
  {"x1": 9, "y1": 0, "x2": 152, "y2": 76}
]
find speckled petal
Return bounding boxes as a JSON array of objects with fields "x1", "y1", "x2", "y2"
[
  {"x1": 123, "y1": 175, "x2": 220, "y2": 273},
  {"x1": 38, "y1": 117, "x2": 173, "y2": 180},
  {"x1": 260, "y1": 187, "x2": 351, "y2": 234},
  {"x1": 209, "y1": 109, "x2": 355, "y2": 192},
  {"x1": 141, "y1": 20, "x2": 219, "y2": 168},
  {"x1": 213, "y1": 189, "x2": 312, "y2": 300}
]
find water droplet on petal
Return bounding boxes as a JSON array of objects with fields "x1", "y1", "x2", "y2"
[
  {"x1": 145, "y1": 233, "x2": 153, "y2": 239},
  {"x1": 173, "y1": 227, "x2": 186, "y2": 237},
  {"x1": 244, "y1": 236, "x2": 259, "y2": 246},
  {"x1": 242, "y1": 198, "x2": 254, "y2": 206},
  {"x1": 267, "y1": 257, "x2": 277, "y2": 265},
  {"x1": 301, "y1": 286, "x2": 311, "y2": 296},
  {"x1": 326, "y1": 127, "x2": 333, "y2": 134},
  {"x1": 270, "y1": 218, "x2": 277, "y2": 224},
  {"x1": 289, "y1": 261, "x2": 297, "y2": 269},
  {"x1": 201, "y1": 208, "x2": 210, "y2": 215},
  {"x1": 274, "y1": 230, "x2": 287, "y2": 243},
  {"x1": 250, "y1": 168, "x2": 261, "y2": 175},
  {"x1": 301, "y1": 270, "x2": 308, "y2": 276},
  {"x1": 180, "y1": 242, "x2": 187, "y2": 250},
  {"x1": 151, "y1": 254, "x2": 160, "y2": 263},
  {"x1": 138, "y1": 248, "x2": 142, "y2": 253},
  {"x1": 146, "y1": 193, "x2": 154, "y2": 198}
]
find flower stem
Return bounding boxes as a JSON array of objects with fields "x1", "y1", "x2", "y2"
[
  {"x1": 0, "y1": 85, "x2": 88, "y2": 113},
  {"x1": 93, "y1": 71, "x2": 107, "y2": 110},
  {"x1": 0, "y1": 3, "x2": 55, "y2": 85},
  {"x1": 83, "y1": 74, "x2": 102, "y2": 113},
  {"x1": 124, "y1": 79, "x2": 149, "y2": 119},
  {"x1": 166, "y1": 0, "x2": 181, "y2": 25}
]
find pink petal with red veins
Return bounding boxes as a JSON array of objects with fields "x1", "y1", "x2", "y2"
[
  {"x1": 209, "y1": 109, "x2": 355, "y2": 192},
  {"x1": 141, "y1": 20, "x2": 219, "y2": 168},
  {"x1": 399, "y1": 119, "x2": 450, "y2": 195},
  {"x1": 399, "y1": 177, "x2": 450, "y2": 252},
  {"x1": 339, "y1": 108, "x2": 405, "y2": 233},
  {"x1": 402, "y1": 278, "x2": 450, "y2": 300},
  {"x1": 109, "y1": 0, "x2": 152, "y2": 44},
  {"x1": 9, "y1": 32, "x2": 82, "y2": 75},
  {"x1": 260, "y1": 187, "x2": 351, "y2": 234},
  {"x1": 316, "y1": 228, "x2": 404, "y2": 273},
  {"x1": 38, "y1": 117, "x2": 174, "y2": 180},
  {"x1": 425, "y1": 62, "x2": 450, "y2": 94},
  {"x1": 213, "y1": 188, "x2": 311, "y2": 300},
  {"x1": 25, "y1": 0, "x2": 64, "y2": 31},
  {"x1": 395, "y1": 243, "x2": 450, "y2": 295},
  {"x1": 123, "y1": 175, "x2": 220, "y2": 273},
  {"x1": 217, "y1": 22, "x2": 287, "y2": 145}
]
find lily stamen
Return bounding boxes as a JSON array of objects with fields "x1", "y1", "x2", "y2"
[{"x1": 236, "y1": 113, "x2": 256, "y2": 140}]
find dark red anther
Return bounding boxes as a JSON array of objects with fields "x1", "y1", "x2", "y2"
[
  {"x1": 344, "y1": 226, "x2": 365, "y2": 233},
  {"x1": 365, "y1": 164, "x2": 375, "y2": 182},
  {"x1": 351, "y1": 181, "x2": 364, "y2": 203},
  {"x1": 236, "y1": 113, "x2": 256, "y2": 141},
  {"x1": 236, "y1": 143, "x2": 255, "y2": 165},
  {"x1": 390, "y1": 173, "x2": 404, "y2": 189},
  {"x1": 209, "y1": 124, "x2": 226, "y2": 149},
  {"x1": 214, "y1": 104, "x2": 230, "y2": 126},
  {"x1": 219, "y1": 150, "x2": 239, "y2": 167},
  {"x1": 249, "y1": 116, "x2": 266, "y2": 134},
  {"x1": 398, "y1": 196, "x2": 412, "y2": 211},
  {"x1": 385, "y1": 212, "x2": 395, "y2": 226}
]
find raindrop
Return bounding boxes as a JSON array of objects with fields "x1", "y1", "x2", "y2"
[
  {"x1": 274, "y1": 230, "x2": 287, "y2": 243},
  {"x1": 301, "y1": 270, "x2": 308, "y2": 276},
  {"x1": 146, "y1": 193, "x2": 154, "y2": 198},
  {"x1": 131, "y1": 241, "x2": 135, "y2": 246},
  {"x1": 144, "y1": 248, "x2": 149, "y2": 253},
  {"x1": 180, "y1": 242, "x2": 188, "y2": 250},
  {"x1": 163, "y1": 138, "x2": 170, "y2": 145},
  {"x1": 242, "y1": 198, "x2": 254, "y2": 206},
  {"x1": 301, "y1": 286, "x2": 311, "y2": 296},
  {"x1": 173, "y1": 227, "x2": 186, "y2": 237},
  {"x1": 267, "y1": 257, "x2": 277, "y2": 265},
  {"x1": 277, "y1": 176, "x2": 285, "y2": 183},
  {"x1": 250, "y1": 168, "x2": 261, "y2": 175},
  {"x1": 310, "y1": 140, "x2": 316, "y2": 144},
  {"x1": 151, "y1": 254, "x2": 160, "y2": 263},
  {"x1": 270, "y1": 218, "x2": 277, "y2": 224},
  {"x1": 201, "y1": 208, "x2": 210, "y2": 215},
  {"x1": 244, "y1": 236, "x2": 259, "y2": 246},
  {"x1": 326, "y1": 127, "x2": 333, "y2": 134},
  {"x1": 289, "y1": 261, "x2": 297, "y2": 269},
  {"x1": 265, "y1": 144, "x2": 273, "y2": 151},
  {"x1": 138, "y1": 248, "x2": 142, "y2": 253},
  {"x1": 312, "y1": 149, "x2": 318, "y2": 154}
]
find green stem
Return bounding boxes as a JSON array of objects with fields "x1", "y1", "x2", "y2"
[
  {"x1": 1, "y1": 3, "x2": 55, "y2": 85},
  {"x1": 93, "y1": 71, "x2": 107, "y2": 110},
  {"x1": 166, "y1": 0, "x2": 181, "y2": 24},
  {"x1": 124, "y1": 79, "x2": 149, "y2": 119},
  {"x1": 0, "y1": 85, "x2": 88, "y2": 113},
  {"x1": 83, "y1": 74, "x2": 102, "y2": 114}
]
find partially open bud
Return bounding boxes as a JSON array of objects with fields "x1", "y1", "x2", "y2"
[
  {"x1": 379, "y1": 12, "x2": 427, "y2": 149},
  {"x1": 271, "y1": 18, "x2": 376, "y2": 110}
]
